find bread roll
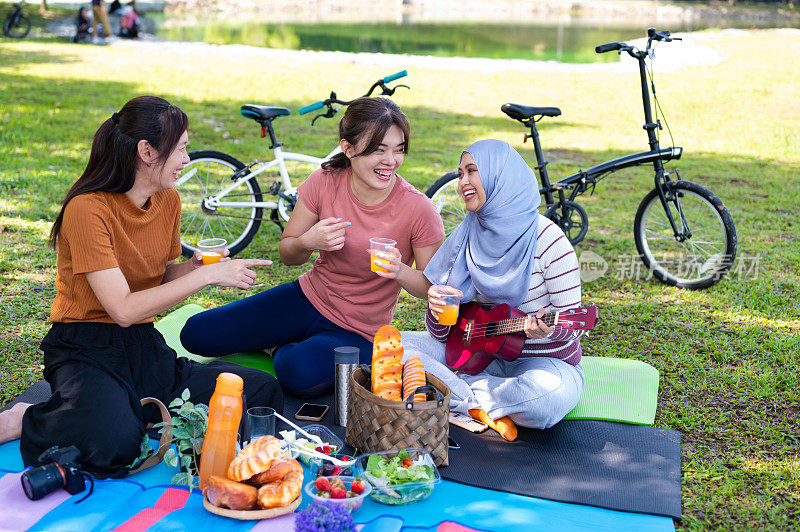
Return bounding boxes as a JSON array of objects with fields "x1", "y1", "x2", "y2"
[
  {"x1": 228, "y1": 435, "x2": 283, "y2": 482},
  {"x1": 205, "y1": 475, "x2": 257, "y2": 510},
  {"x1": 402, "y1": 356, "x2": 427, "y2": 402},
  {"x1": 257, "y1": 470, "x2": 303, "y2": 509},
  {"x1": 371, "y1": 325, "x2": 403, "y2": 401},
  {"x1": 247, "y1": 458, "x2": 302, "y2": 486}
]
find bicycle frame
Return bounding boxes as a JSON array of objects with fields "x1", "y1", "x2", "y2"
[
  {"x1": 177, "y1": 145, "x2": 341, "y2": 211},
  {"x1": 538, "y1": 146, "x2": 683, "y2": 202}
]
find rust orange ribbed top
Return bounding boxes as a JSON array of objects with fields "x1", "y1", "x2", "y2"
[{"x1": 50, "y1": 189, "x2": 181, "y2": 323}]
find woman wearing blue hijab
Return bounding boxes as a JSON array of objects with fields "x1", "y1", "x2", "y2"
[{"x1": 402, "y1": 140, "x2": 586, "y2": 441}]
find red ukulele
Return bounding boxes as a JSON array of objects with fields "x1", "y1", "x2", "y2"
[{"x1": 445, "y1": 302, "x2": 599, "y2": 375}]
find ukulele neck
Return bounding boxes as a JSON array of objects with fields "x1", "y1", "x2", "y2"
[{"x1": 477, "y1": 311, "x2": 558, "y2": 338}]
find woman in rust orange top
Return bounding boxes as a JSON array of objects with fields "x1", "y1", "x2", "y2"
[{"x1": 0, "y1": 96, "x2": 282, "y2": 477}]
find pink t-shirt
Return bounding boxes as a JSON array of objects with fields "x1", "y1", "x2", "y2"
[{"x1": 297, "y1": 167, "x2": 445, "y2": 341}]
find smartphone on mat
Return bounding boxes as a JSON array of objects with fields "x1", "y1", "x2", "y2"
[{"x1": 295, "y1": 403, "x2": 329, "y2": 422}]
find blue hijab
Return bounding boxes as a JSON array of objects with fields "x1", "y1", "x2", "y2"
[{"x1": 424, "y1": 139, "x2": 540, "y2": 307}]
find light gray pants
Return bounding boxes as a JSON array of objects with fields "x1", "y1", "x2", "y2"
[{"x1": 401, "y1": 331, "x2": 584, "y2": 429}]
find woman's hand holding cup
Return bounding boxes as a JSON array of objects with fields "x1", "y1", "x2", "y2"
[{"x1": 428, "y1": 285, "x2": 463, "y2": 326}]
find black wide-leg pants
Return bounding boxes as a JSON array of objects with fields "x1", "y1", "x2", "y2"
[{"x1": 20, "y1": 322, "x2": 283, "y2": 478}]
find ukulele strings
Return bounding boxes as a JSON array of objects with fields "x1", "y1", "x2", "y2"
[{"x1": 468, "y1": 313, "x2": 557, "y2": 337}]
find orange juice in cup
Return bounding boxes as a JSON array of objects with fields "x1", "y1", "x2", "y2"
[
  {"x1": 369, "y1": 238, "x2": 397, "y2": 273},
  {"x1": 433, "y1": 287, "x2": 463, "y2": 326},
  {"x1": 197, "y1": 238, "x2": 227, "y2": 265},
  {"x1": 438, "y1": 304, "x2": 459, "y2": 326}
]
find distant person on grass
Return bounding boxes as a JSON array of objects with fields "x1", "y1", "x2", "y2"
[
  {"x1": 0, "y1": 96, "x2": 282, "y2": 477},
  {"x1": 91, "y1": 0, "x2": 113, "y2": 43},
  {"x1": 118, "y1": 0, "x2": 142, "y2": 39},
  {"x1": 72, "y1": 6, "x2": 92, "y2": 43},
  {"x1": 180, "y1": 97, "x2": 445, "y2": 398}
]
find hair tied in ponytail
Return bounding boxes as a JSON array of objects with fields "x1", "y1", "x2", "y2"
[{"x1": 111, "y1": 112, "x2": 120, "y2": 124}]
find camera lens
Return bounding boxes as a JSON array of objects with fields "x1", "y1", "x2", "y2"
[{"x1": 21, "y1": 463, "x2": 65, "y2": 501}]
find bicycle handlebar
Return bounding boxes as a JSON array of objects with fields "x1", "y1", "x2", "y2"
[
  {"x1": 299, "y1": 71, "x2": 410, "y2": 122},
  {"x1": 298, "y1": 101, "x2": 324, "y2": 115},
  {"x1": 595, "y1": 42, "x2": 625, "y2": 54},
  {"x1": 595, "y1": 28, "x2": 681, "y2": 57},
  {"x1": 383, "y1": 70, "x2": 407, "y2": 83}
]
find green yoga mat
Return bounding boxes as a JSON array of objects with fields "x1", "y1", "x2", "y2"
[
  {"x1": 155, "y1": 307, "x2": 658, "y2": 424},
  {"x1": 563, "y1": 356, "x2": 659, "y2": 425},
  {"x1": 154, "y1": 304, "x2": 275, "y2": 376}
]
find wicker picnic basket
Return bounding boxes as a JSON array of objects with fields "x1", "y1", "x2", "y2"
[{"x1": 345, "y1": 366, "x2": 450, "y2": 466}]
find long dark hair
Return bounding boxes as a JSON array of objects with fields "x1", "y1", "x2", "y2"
[
  {"x1": 49, "y1": 96, "x2": 188, "y2": 248},
  {"x1": 321, "y1": 97, "x2": 410, "y2": 170}
]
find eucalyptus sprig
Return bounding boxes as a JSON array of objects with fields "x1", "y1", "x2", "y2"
[{"x1": 153, "y1": 388, "x2": 209, "y2": 489}]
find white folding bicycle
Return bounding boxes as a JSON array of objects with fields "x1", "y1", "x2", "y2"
[{"x1": 176, "y1": 71, "x2": 409, "y2": 257}]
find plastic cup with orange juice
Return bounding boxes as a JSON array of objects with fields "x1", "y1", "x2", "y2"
[
  {"x1": 432, "y1": 287, "x2": 463, "y2": 326},
  {"x1": 369, "y1": 238, "x2": 397, "y2": 273},
  {"x1": 197, "y1": 238, "x2": 227, "y2": 265}
]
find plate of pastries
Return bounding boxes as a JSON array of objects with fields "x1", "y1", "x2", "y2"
[{"x1": 203, "y1": 435, "x2": 303, "y2": 519}]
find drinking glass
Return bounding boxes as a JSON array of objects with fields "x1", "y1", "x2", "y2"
[
  {"x1": 369, "y1": 238, "x2": 397, "y2": 273},
  {"x1": 432, "y1": 286, "x2": 463, "y2": 326},
  {"x1": 197, "y1": 238, "x2": 227, "y2": 265},
  {"x1": 244, "y1": 406, "x2": 275, "y2": 445}
]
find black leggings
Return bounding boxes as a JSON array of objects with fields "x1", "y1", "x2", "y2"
[{"x1": 20, "y1": 322, "x2": 283, "y2": 478}]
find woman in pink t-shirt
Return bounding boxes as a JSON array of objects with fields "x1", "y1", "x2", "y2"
[{"x1": 181, "y1": 98, "x2": 445, "y2": 397}]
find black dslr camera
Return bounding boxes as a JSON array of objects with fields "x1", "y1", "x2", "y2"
[{"x1": 21, "y1": 445, "x2": 86, "y2": 500}]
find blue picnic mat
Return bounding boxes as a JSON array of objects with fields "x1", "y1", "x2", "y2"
[{"x1": 0, "y1": 439, "x2": 674, "y2": 532}]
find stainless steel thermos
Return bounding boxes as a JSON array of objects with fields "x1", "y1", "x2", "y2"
[{"x1": 333, "y1": 346, "x2": 360, "y2": 427}]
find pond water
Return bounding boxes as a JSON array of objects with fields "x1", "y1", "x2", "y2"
[{"x1": 155, "y1": 18, "x2": 796, "y2": 63}]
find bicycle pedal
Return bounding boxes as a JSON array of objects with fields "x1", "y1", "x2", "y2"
[{"x1": 268, "y1": 181, "x2": 282, "y2": 195}]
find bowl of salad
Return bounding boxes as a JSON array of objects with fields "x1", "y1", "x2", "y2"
[{"x1": 353, "y1": 448, "x2": 440, "y2": 505}]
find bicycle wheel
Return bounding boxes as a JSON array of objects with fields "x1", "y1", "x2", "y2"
[
  {"x1": 178, "y1": 150, "x2": 263, "y2": 258},
  {"x1": 634, "y1": 180, "x2": 737, "y2": 289},
  {"x1": 3, "y1": 13, "x2": 30, "y2": 38},
  {"x1": 544, "y1": 201, "x2": 589, "y2": 245},
  {"x1": 425, "y1": 171, "x2": 464, "y2": 237}
]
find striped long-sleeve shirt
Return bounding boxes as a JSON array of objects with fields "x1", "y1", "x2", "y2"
[{"x1": 425, "y1": 214, "x2": 584, "y2": 366}]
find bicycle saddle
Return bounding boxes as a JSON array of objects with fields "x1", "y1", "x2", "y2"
[
  {"x1": 501, "y1": 103, "x2": 561, "y2": 120},
  {"x1": 240, "y1": 105, "x2": 291, "y2": 122}
]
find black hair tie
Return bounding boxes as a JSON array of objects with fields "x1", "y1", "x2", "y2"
[{"x1": 111, "y1": 112, "x2": 120, "y2": 125}]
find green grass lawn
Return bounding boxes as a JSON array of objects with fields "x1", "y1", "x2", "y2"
[{"x1": 1, "y1": 23, "x2": 798, "y2": 530}]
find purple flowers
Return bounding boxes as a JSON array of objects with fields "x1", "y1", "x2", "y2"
[{"x1": 295, "y1": 500, "x2": 355, "y2": 532}]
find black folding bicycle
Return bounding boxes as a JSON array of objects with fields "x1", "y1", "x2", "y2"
[{"x1": 425, "y1": 28, "x2": 737, "y2": 290}]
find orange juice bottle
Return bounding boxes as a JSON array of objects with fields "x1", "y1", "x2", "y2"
[
  {"x1": 198, "y1": 372, "x2": 243, "y2": 489},
  {"x1": 438, "y1": 304, "x2": 459, "y2": 326}
]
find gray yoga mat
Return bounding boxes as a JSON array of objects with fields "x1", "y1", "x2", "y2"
[{"x1": 283, "y1": 392, "x2": 682, "y2": 519}]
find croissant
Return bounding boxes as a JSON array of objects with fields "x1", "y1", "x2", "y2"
[
  {"x1": 228, "y1": 435, "x2": 283, "y2": 482},
  {"x1": 256, "y1": 470, "x2": 303, "y2": 509},
  {"x1": 371, "y1": 325, "x2": 404, "y2": 401},
  {"x1": 247, "y1": 458, "x2": 302, "y2": 486}
]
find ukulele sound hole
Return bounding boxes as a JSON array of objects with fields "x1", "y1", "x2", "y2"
[{"x1": 485, "y1": 321, "x2": 499, "y2": 337}]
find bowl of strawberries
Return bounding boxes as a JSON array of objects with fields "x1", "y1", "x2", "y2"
[{"x1": 303, "y1": 476, "x2": 371, "y2": 514}]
